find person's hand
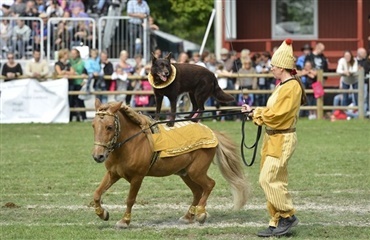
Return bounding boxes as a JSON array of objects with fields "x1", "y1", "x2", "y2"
[
  {"x1": 241, "y1": 104, "x2": 254, "y2": 117},
  {"x1": 6, "y1": 72, "x2": 15, "y2": 78}
]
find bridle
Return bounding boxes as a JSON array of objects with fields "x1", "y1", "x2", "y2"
[
  {"x1": 93, "y1": 110, "x2": 148, "y2": 153},
  {"x1": 94, "y1": 111, "x2": 121, "y2": 153}
]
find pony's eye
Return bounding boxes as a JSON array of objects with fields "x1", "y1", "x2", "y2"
[{"x1": 106, "y1": 125, "x2": 114, "y2": 131}]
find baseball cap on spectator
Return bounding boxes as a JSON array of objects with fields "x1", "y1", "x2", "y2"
[{"x1": 220, "y1": 48, "x2": 229, "y2": 55}]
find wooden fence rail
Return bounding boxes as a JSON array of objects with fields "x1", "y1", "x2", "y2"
[{"x1": 1, "y1": 70, "x2": 367, "y2": 119}]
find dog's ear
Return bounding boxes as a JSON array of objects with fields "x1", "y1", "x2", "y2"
[{"x1": 165, "y1": 52, "x2": 172, "y2": 61}]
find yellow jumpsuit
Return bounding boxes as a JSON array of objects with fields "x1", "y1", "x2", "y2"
[{"x1": 252, "y1": 79, "x2": 302, "y2": 227}]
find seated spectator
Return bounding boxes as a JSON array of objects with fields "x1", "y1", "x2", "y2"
[
  {"x1": 69, "y1": 0, "x2": 85, "y2": 12},
  {"x1": 35, "y1": 0, "x2": 46, "y2": 13},
  {"x1": 296, "y1": 44, "x2": 313, "y2": 70},
  {"x1": 12, "y1": 19, "x2": 31, "y2": 59},
  {"x1": 22, "y1": 0, "x2": 39, "y2": 28},
  {"x1": 116, "y1": 50, "x2": 134, "y2": 104},
  {"x1": 9, "y1": 0, "x2": 26, "y2": 17},
  {"x1": 1, "y1": 52, "x2": 23, "y2": 81},
  {"x1": 54, "y1": 48, "x2": 73, "y2": 78},
  {"x1": 54, "y1": 21, "x2": 71, "y2": 51},
  {"x1": 72, "y1": 21, "x2": 89, "y2": 47},
  {"x1": 24, "y1": 49, "x2": 49, "y2": 80},
  {"x1": 84, "y1": 48, "x2": 101, "y2": 94},
  {"x1": 0, "y1": 19, "x2": 12, "y2": 56},
  {"x1": 46, "y1": 0, "x2": 64, "y2": 26}
]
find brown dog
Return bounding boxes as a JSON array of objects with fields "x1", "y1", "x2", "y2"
[{"x1": 148, "y1": 53, "x2": 234, "y2": 126}]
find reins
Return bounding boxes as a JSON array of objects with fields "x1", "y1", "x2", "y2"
[
  {"x1": 240, "y1": 113, "x2": 262, "y2": 167},
  {"x1": 94, "y1": 109, "x2": 261, "y2": 167}
]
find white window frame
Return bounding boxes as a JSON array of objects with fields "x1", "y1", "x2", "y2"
[{"x1": 271, "y1": 0, "x2": 318, "y2": 40}]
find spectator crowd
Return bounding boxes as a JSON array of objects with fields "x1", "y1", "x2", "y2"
[{"x1": 1, "y1": 1, "x2": 369, "y2": 122}]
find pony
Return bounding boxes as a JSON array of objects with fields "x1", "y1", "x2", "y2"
[{"x1": 91, "y1": 98, "x2": 249, "y2": 228}]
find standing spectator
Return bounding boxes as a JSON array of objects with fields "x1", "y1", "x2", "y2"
[
  {"x1": 205, "y1": 53, "x2": 218, "y2": 73},
  {"x1": 116, "y1": 50, "x2": 134, "y2": 104},
  {"x1": 54, "y1": 48, "x2": 73, "y2": 78},
  {"x1": 177, "y1": 52, "x2": 189, "y2": 63},
  {"x1": 356, "y1": 47, "x2": 368, "y2": 114},
  {"x1": 299, "y1": 60, "x2": 318, "y2": 119},
  {"x1": 24, "y1": 48, "x2": 49, "y2": 80},
  {"x1": 9, "y1": 0, "x2": 26, "y2": 16},
  {"x1": 237, "y1": 59, "x2": 257, "y2": 106},
  {"x1": 336, "y1": 50, "x2": 359, "y2": 106},
  {"x1": 152, "y1": 47, "x2": 162, "y2": 59},
  {"x1": 363, "y1": 53, "x2": 370, "y2": 115},
  {"x1": 255, "y1": 51, "x2": 272, "y2": 106},
  {"x1": 1, "y1": 52, "x2": 23, "y2": 81},
  {"x1": 232, "y1": 49, "x2": 251, "y2": 74},
  {"x1": 0, "y1": 19, "x2": 12, "y2": 57},
  {"x1": 127, "y1": 0, "x2": 150, "y2": 57},
  {"x1": 192, "y1": 52, "x2": 206, "y2": 68},
  {"x1": 147, "y1": 16, "x2": 159, "y2": 53},
  {"x1": 305, "y1": 42, "x2": 329, "y2": 73},
  {"x1": 84, "y1": 48, "x2": 101, "y2": 94},
  {"x1": 95, "y1": 50, "x2": 113, "y2": 103},
  {"x1": 12, "y1": 19, "x2": 31, "y2": 59},
  {"x1": 69, "y1": 48, "x2": 87, "y2": 122},
  {"x1": 113, "y1": 65, "x2": 129, "y2": 104},
  {"x1": 296, "y1": 43, "x2": 312, "y2": 70}
]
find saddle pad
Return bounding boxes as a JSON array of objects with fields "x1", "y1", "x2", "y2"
[{"x1": 152, "y1": 121, "x2": 218, "y2": 158}]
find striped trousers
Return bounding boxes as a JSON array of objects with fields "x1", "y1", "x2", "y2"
[{"x1": 259, "y1": 132, "x2": 297, "y2": 227}]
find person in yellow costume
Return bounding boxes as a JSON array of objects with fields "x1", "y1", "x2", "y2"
[{"x1": 242, "y1": 39, "x2": 307, "y2": 237}]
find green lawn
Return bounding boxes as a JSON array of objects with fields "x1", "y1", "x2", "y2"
[{"x1": 0, "y1": 119, "x2": 369, "y2": 239}]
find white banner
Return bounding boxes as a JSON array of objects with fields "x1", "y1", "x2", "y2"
[{"x1": 0, "y1": 79, "x2": 70, "y2": 123}]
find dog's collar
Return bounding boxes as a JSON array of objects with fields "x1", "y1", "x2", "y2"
[{"x1": 148, "y1": 64, "x2": 177, "y2": 89}]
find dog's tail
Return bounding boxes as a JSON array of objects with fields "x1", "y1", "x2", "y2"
[{"x1": 213, "y1": 84, "x2": 235, "y2": 103}]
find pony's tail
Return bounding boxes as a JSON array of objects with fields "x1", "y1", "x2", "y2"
[{"x1": 214, "y1": 131, "x2": 250, "y2": 210}]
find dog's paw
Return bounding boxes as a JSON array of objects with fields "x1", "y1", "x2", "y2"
[{"x1": 166, "y1": 121, "x2": 175, "y2": 127}]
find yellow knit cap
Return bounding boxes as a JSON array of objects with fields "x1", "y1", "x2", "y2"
[{"x1": 270, "y1": 39, "x2": 296, "y2": 69}]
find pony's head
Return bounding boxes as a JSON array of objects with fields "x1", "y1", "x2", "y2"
[{"x1": 92, "y1": 98, "x2": 122, "y2": 163}]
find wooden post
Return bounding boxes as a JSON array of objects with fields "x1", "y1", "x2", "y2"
[
  {"x1": 316, "y1": 70, "x2": 324, "y2": 119},
  {"x1": 357, "y1": 68, "x2": 365, "y2": 120}
]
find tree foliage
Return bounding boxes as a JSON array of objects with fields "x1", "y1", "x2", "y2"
[{"x1": 148, "y1": 0, "x2": 215, "y2": 50}]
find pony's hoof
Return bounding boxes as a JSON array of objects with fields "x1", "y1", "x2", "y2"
[
  {"x1": 115, "y1": 219, "x2": 129, "y2": 229},
  {"x1": 196, "y1": 212, "x2": 208, "y2": 224},
  {"x1": 96, "y1": 207, "x2": 109, "y2": 221},
  {"x1": 178, "y1": 215, "x2": 195, "y2": 224},
  {"x1": 103, "y1": 211, "x2": 109, "y2": 221}
]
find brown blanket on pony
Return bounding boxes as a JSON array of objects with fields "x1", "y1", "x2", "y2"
[{"x1": 151, "y1": 121, "x2": 218, "y2": 158}]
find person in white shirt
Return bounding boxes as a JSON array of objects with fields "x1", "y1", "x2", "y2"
[{"x1": 336, "y1": 50, "x2": 359, "y2": 106}]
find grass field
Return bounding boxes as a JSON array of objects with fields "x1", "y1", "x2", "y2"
[{"x1": 0, "y1": 118, "x2": 369, "y2": 240}]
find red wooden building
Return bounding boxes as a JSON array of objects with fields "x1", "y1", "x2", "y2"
[{"x1": 219, "y1": 0, "x2": 369, "y2": 77}]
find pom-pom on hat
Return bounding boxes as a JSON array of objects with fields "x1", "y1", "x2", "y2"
[{"x1": 270, "y1": 39, "x2": 296, "y2": 69}]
